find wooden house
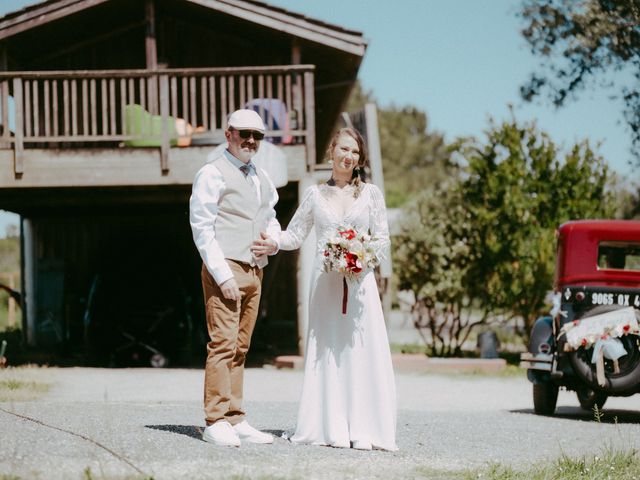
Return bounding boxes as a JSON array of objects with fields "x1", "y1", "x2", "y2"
[{"x1": 0, "y1": 0, "x2": 367, "y2": 365}]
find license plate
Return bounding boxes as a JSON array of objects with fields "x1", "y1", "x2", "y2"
[{"x1": 590, "y1": 292, "x2": 640, "y2": 307}]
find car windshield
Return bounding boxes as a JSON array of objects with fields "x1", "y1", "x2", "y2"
[{"x1": 597, "y1": 241, "x2": 640, "y2": 271}]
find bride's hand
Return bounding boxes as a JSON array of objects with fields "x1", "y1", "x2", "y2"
[{"x1": 251, "y1": 231, "x2": 278, "y2": 258}]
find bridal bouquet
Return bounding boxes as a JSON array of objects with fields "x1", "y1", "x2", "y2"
[{"x1": 322, "y1": 225, "x2": 379, "y2": 314}]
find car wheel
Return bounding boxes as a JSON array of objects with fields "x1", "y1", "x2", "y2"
[
  {"x1": 576, "y1": 388, "x2": 608, "y2": 411},
  {"x1": 533, "y1": 382, "x2": 558, "y2": 416}
]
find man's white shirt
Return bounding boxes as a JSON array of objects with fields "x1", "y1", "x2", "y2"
[{"x1": 189, "y1": 149, "x2": 280, "y2": 286}]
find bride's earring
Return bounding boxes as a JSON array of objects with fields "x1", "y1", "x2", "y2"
[{"x1": 328, "y1": 158, "x2": 334, "y2": 165}]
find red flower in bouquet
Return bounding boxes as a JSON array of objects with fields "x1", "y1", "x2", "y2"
[
  {"x1": 323, "y1": 225, "x2": 379, "y2": 314},
  {"x1": 345, "y1": 252, "x2": 362, "y2": 273},
  {"x1": 340, "y1": 228, "x2": 357, "y2": 240}
]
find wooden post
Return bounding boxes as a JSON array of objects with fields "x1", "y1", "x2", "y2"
[
  {"x1": 159, "y1": 73, "x2": 170, "y2": 174},
  {"x1": 0, "y1": 80, "x2": 8, "y2": 148},
  {"x1": 364, "y1": 103, "x2": 385, "y2": 207},
  {"x1": 145, "y1": 0, "x2": 158, "y2": 114},
  {"x1": 303, "y1": 70, "x2": 315, "y2": 170},
  {"x1": 0, "y1": 46, "x2": 6, "y2": 73},
  {"x1": 363, "y1": 102, "x2": 392, "y2": 323},
  {"x1": 0, "y1": 44, "x2": 7, "y2": 149},
  {"x1": 12, "y1": 78, "x2": 24, "y2": 176},
  {"x1": 291, "y1": 38, "x2": 301, "y2": 64},
  {"x1": 291, "y1": 39, "x2": 302, "y2": 136}
]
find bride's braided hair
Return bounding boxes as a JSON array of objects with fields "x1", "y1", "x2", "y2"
[{"x1": 326, "y1": 127, "x2": 368, "y2": 198}]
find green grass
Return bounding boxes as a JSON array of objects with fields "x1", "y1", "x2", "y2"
[
  {"x1": 0, "y1": 368, "x2": 51, "y2": 401},
  {"x1": 449, "y1": 364, "x2": 526, "y2": 378},
  {"x1": 390, "y1": 342, "x2": 429, "y2": 354},
  {"x1": 456, "y1": 447, "x2": 640, "y2": 480},
  {"x1": 412, "y1": 467, "x2": 463, "y2": 479},
  {"x1": 390, "y1": 343, "x2": 523, "y2": 363},
  {"x1": 83, "y1": 468, "x2": 154, "y2": 480}
]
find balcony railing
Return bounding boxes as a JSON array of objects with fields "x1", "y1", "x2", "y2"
[{"x1": 0, "y1": 65, "x2": 316, "y2": 174}]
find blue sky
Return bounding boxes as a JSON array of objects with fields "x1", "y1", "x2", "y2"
[
  {"x1": 0, "y1": 0, "x2": 636, "y2": 234},
  {"x1": 266, "y1": 0, "x2": 633, "y2": 173}
]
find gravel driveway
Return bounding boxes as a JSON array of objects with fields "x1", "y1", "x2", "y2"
[{"x1": 1, "y1": 366, "x2": 639, "y2": 479}]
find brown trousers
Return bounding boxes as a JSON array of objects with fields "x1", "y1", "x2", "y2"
[{"x1": 201, "y1": 260, "x2": 262, "y2": 426}]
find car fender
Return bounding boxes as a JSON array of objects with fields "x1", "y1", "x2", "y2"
[
  {"x1": 522, "y1": 316, "x2": 555, "y2": 384},
  {"x1": 529, "y1": 316, "x2": 554, "y2": 354}
]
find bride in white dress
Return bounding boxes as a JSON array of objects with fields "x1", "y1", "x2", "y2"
[{"x1": 275, "y1": 128, "x2": 397, "y2": 451}]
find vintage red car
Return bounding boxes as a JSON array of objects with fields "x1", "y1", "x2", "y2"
[{"x1": 521, "y1": 220, "x2": 640, "y2": 415}]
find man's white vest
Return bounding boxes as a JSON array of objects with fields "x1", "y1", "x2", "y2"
[{"x1": 212, "y1": 155, "x2": 272, "y2": 269}]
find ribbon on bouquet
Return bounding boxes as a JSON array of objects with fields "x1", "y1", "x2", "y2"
[{"x1": 342, "y1": 277, "x2": 348, "y2": 315}]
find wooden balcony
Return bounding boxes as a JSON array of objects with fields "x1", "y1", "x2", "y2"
[{"x1": 0, "y1": 65, "x2": 316, "y2": 184}]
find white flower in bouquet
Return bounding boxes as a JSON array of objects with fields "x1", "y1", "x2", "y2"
[
  {"x1": 323, "y1": 225, "x2": 379, "y2": 278},
  {"x1": 322, "y1": 225, "x2": 380, "y2": 315}
]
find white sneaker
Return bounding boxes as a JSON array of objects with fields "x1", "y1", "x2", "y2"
[
  {"x1": 202, "y1": 421, "x2": 241, "y2": 447},
  {"x1": 233, "y1": 420, "x2": 274, "y2": 444}
]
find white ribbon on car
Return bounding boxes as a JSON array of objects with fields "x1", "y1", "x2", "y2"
[
  {"x1": 591, "y1": 337, "x2": 627, "y2": 387},
  {"x1": 560, "y1": 307, "x2": 640, "y2": 387},
  {"x1": 550, "y1": 292, "x2": 568, "y2": 319},
  {"x1": 563, "y1": 307, "x2": 639, "y2": 350}
]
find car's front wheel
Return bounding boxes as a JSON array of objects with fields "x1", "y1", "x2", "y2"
[
  {"x1": 576, "y1": 388, "x2": 607, "y2": 411},
  {"x1": 533, "y1": 382, "x2": 559, "y2": 415}
]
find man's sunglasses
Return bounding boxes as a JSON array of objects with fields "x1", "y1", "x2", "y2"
[{"x1": 235, "y1": 129, "x2": 265, "y2": 141}]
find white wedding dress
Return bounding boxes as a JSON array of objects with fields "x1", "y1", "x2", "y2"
[{"x1": 278, "y1": 183, "x2": 398, "y2": 451}]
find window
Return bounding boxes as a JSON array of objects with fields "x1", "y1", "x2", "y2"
[{"x1": 597, "y1": 242, "x2": 640, "y2": 271}]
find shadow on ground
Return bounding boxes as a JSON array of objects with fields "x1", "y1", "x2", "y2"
[
  {"x1": 511, "y1": 407, "x2": 640, "y2": 424},
  {"x1": 145, "y1": 424, "x2": 287, "y2": 440},
  {"x1": 146, "y1": 424, "x2": 203, "y2": 440}
]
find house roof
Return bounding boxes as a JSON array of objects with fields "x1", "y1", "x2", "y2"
[{"x1": 0, "y1": 0, "x2": 367, "y2": 56}]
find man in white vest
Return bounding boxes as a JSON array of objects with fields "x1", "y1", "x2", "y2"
[{"x1": 190, "y1": 109, "x2": 280, "y2": 447}]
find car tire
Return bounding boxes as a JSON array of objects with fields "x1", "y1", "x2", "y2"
[
  {"x1": 576, "y1": 388, "x2": 608, "y2": 411},
  {"x1": 568, "y1": 306, "x2": 640, "y2": 394},
  {"x1": 533, "y1": 382, "x2": 558, "y2": 416}
]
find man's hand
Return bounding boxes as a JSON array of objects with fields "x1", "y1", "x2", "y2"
[
  {"x1": 220, "y1": 278, "x2": 240, "y2": 301},
  {"x1": 251, "y1": 231, "x2": 278, "y2": 258}
]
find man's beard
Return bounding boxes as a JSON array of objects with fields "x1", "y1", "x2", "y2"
[{"x1": 238, "y1": 142, "x2": 257, "y2": 161}]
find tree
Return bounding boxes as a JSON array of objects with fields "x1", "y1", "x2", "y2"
[
  {"x1": 0, "y1": 236, "x2": 19, "y2": 273},
  {"x1": 519, "y1": 0, "x2": 640, "y2": 161},
  {"x1": 457, "y1": 115, "x2": 615, "y2": 337},
  {"x1": 5, "y1": 224, "x2": 18, "y2": 239},
  {"x1": 346, "y1": 82, "x2": 455, "y2": 207},
  {"x1": 378, "y1": 107, "x2": 453, "y2": 207},
  {"x1": 394, "y1": 183, "x2": 481, "y2": 356},
  {"x1": 612, "y1": 178, "x2": 640, "y2": 219}
]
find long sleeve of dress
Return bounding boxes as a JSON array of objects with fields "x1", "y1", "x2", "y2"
[
  {"x1": 368, "y1": 184, "x2": 391, "y2": 262},
  {"x1": 261, "y1": 172, "x2": 282, "y2": 254},
  {"x1": 278, "y1": 186, "x2": 315, "y2": 251}
]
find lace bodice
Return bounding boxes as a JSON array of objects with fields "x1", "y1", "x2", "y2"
[{"x1": 278, "y1": 183, "x2": 390, "y2": 261}]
